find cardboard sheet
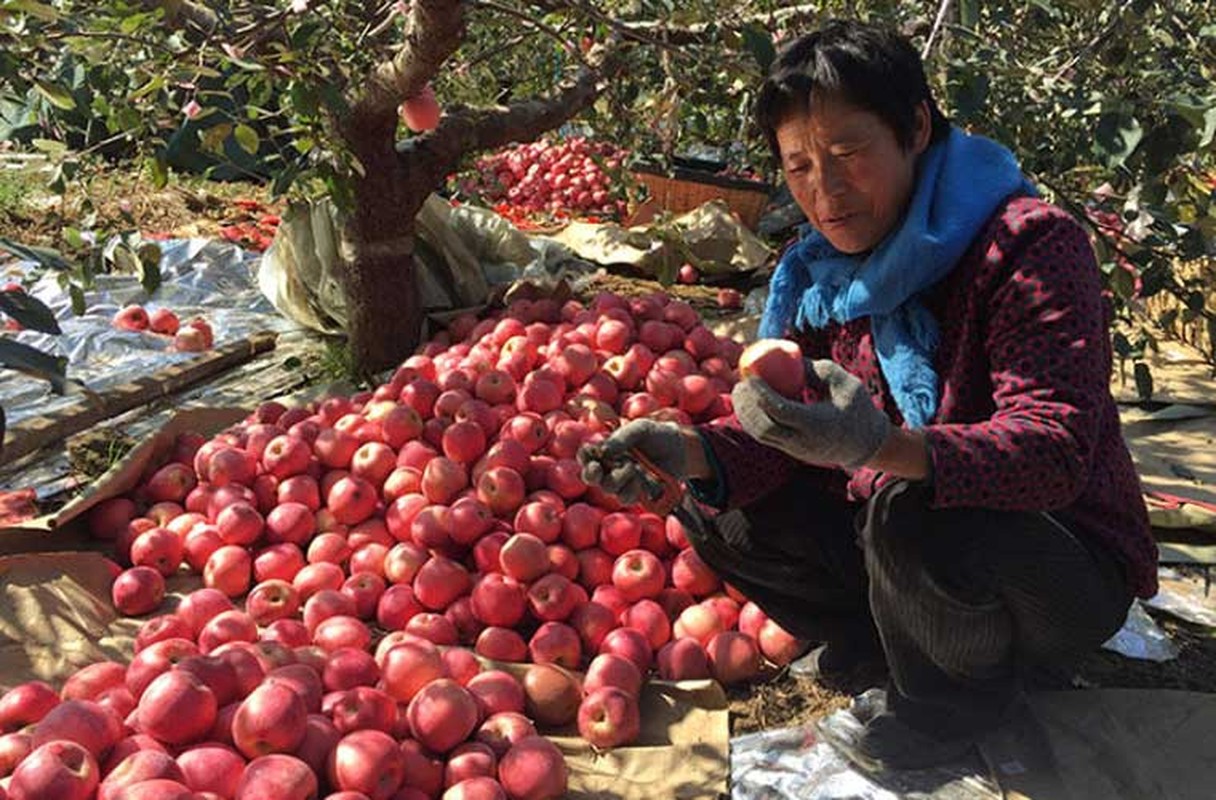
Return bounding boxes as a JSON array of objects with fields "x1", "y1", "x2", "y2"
[
  {"x1": 543, "y1": 200, "x2": 772, "y2": 280},
  {"x1": 0, "y1": 406, "x2": 248, "y2": 551}
]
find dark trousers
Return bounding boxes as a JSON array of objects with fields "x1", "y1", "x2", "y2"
[{"x1": 680, "y1": 470, "x2": 1134, "y2": 737}]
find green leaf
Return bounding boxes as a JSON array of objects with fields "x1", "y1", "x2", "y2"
[
  {"x1": 948, "y1": 67, "x2": 990, "y2": 119},
  {"x1": 68, "y1": 283, "x2": 85, "y2": 316},
  {"x1": 200, "y1": 122, "x2": 233, "y2": 155},
  {"x1": 0, "y1": 290, "x2": 61, "y2": 334},
  {"x1": 137, "y1": 243, "x2": 162, "y2": 295},
  {"x1": 959, "y1": 0, "x2": 980, "y2": 28},
  {"x1": 0, "y1": 0, "x2": 60, "y2": 21},
  {"x1": 234, "y1": 124, "x2": 260, "y2": 155},
  {"x1": 739, "y1": 23, "x2": 775, "y2": 73},
  {"x1": 0, "y1": 238, "x2": 73, "y2": 271},
  {"x1": 31, "y1": 138, "x2": 67, "y2": 157},
  {"x1": 1201, "y1": 108, "x2": 1216, "y2": 149},
  {"x1": 1110, "y1": 266, "x2": 1136, "y2": 300},
  {"x1": 34, "y1": 80, "x2": 76, "y2": 111},
  {"x1": 147, "y1": 152, "x2": 168, "y2": 189},
  {"x1": 61, "y1": 227, "x2": 85, "y2": 249},
  {"x1": 1094, "y1": 112, "x2": 1143, "y2": 168},
  {"x1": 130, "y1": 75, "x2": 166, "y2": 100},
  {"x1": 1133, "y1": 361, "x2": 1154, "y2": 402},
  {"x1": 270, "y1": 162, "x2": 301, "y2": 198},
  {"x1": 0, "y1": 337, "x2": 71, "y2": 395}
]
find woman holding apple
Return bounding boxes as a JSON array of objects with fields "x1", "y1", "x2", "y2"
[{"x1": 579, "y1": 20, "x2": 1155, "y2": 770}]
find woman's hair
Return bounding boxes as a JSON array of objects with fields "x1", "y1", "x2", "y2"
[{"x1": 755, "y1": 20, "x2": 951, "y2": 157}]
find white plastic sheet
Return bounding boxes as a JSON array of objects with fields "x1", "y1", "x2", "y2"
[
  {"x1": 0, "y1": 238, "x2": 297, "y2": 427},
  {"x1": 1101, "y1": 599, "x2": 1179, "y2": 662},
  {"x1": 731, "y1": 690, "x2": 1000, "y2": 800}
]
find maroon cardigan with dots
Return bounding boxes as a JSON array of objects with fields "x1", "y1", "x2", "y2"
[{"x1": 695, "y1": 196, "x2": 1158, "y2": 599}]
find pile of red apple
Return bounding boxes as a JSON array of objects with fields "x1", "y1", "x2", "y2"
[
  {"x1": 219, "y1": 198, "x2": 282, "y2": 253},
  {"x1": 454, "y1": 137, "x2": 630, "y2": 224},
  {"x1": 0, "y1": 290, "x2": 808, "y2": 799},
  {"x1": 113, "y1": 305, "x2": 214, "y2": 353}
]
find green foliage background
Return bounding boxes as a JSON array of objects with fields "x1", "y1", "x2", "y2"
[{"x1": 1, "y1": 0, "x2": 1214, "y2": 382}]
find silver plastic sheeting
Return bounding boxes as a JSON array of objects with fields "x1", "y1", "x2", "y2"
[
  {"x1": 731, "y1": 690, "x2": 1000, "y2": 800},
  {"x1": 1144, "y1": 586, "x2": 1216, "y2": 629},
  {"x1": 1101, "y1": 599, "x2": 1179, "y2": 662},
  {"x1": 0, "y1": 238, "x2": 299, "y2": 427}
]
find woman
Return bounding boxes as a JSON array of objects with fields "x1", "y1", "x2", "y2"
[{"x1": 579, "y1": 20, "x2": 1156, "y2": 770}]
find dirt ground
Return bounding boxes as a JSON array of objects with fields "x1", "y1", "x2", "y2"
[
  {"x1": 0, "y1": 162, "x2": 276, "y2": 250},
  {"x1": 6, "y1": 167, "x2": 1216, "y2": 739}
]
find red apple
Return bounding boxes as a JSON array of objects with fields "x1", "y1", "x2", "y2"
[
  {"x1": 611, "y1": 549, "x2": 665, "y2": 601},
  {"x1": 114, "y1": 305, "x2": 150, "y2": 331},
  {"x1": 577, "y1": 687, "x2": 640, "y2": 748},
  {"x1": 496, "y1": 736, "x2": 567, "y2": 800},
  {"x1": 380, "y1": 643, "x2": 447, "y2": 702},
  {"x1": 245, "y1": 579, "x2": 301, "y2": 626},
  {"x1": 657, "y1": 637, "x2": 712, "y2": 681},
  {"x1": 406, "y1": 679, "x2": 480, "y2": 754},
  {"x1": 466, "y1": 671, "x2": 525, "y2": 718},
  {"x1": 705, "y1": 631, "x2": 762, "y2": 685},
  {"x1": 112, "y1": 566, "x2": 166, "y2": 616},
  {"x1": 232, "y1": 683, "x2": 308, "y2": 759},
  {"x1": 10, "y1": 740, "x2": 99, "y2": 800},
  {"x1": 737, "y1": 338, "x2": 805, "y2": 398},
  {"x1": 498, "y1": 533, "x2": 548, "y2": 583},
  {"x1": 235, "y1": 753, "x2": 318, "y2": 800},
  {"x1": 470, "y1": 573, "x2": 527, "y2": 628},
  {"x1": 175, "y1": 744, "x2": 245, "y2": 798},
  {"x1": 97, "y1": 750, "x2": 185, "y2": 800},
  {"x1": 0, "y1": 681, "x2": 59, "y2": 732},
  {"x1": 527, "y1": 622, "x2": 581, "y2": 669},
  {"x1": 621, "y1": 598, "x2": 671, "y2": 651},
  {"x1": 328, "y1": 729, "x2": 405, "y2": 799},
  {"x1": 401, "y1": 84, "x2": 442, "y2": 132}
]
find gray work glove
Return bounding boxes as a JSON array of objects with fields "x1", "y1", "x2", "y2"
[
  {"x1": 577, "y1": 419, "x2": 693, "y2": 504},
  {"x1": 732, "y1": 360, "x2": 891, "y2": 469}
]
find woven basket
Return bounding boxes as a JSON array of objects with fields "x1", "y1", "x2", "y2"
[{"x1": 627, "y1": 165, "x2": 771, "y2": 230}]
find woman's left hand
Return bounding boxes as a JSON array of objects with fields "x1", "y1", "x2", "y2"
[{"x1": 732, "y1": 360, "x2": 892, "y2": 469}]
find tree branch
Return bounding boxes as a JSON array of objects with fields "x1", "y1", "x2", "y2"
[
  {"x1": 526, "y1": 1, "x2": 820, "y2": 47},
  {"x1": 146, "y1": 0, "x2": 220, "y2": 36},
  {"x1": 402, "y1": 38, "x2": 619, "y2": 192},
  {"x1": 472, "y1": 0, "x2": 586, "y2": 66},
  {"x1": 356, "y1": 0, "x2": 468, "y2": 120}
]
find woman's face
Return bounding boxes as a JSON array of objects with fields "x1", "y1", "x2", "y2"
[{"x1": 776, "y1": 92, "x2": 931, "y2": 254}]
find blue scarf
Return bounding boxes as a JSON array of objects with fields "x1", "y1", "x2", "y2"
[{"x1": 758, "y1": 127, "x2": 1036, "y2": 428}]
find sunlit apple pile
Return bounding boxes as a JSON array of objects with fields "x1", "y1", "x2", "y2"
[{"x1": 0, "y1": 291, "x2": 806, "y2": 800}]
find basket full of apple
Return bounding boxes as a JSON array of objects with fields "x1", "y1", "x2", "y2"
[{"x1": 0, "y1": 290, "x2": 804, "y2": 800}]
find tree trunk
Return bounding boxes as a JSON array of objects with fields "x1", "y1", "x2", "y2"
[
  {"x1": 342, "y1": 119, "x2": 425, "y2": 376},
  {"x1": 343, "y1": 235, "x2": 422, "y2": 376}
]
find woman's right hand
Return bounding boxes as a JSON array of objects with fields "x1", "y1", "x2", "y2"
[{"x1": 577, "y1": 419, "x2": 710, "y2": 504}]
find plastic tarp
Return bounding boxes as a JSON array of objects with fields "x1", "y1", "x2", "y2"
[
  {"x1": 0, "y1": 238, "x2": 297, "y2": 428},
  {"x1": 257, "y1": 195, "x2": 589, "y2": 335},
  {"x1": 541, "y1": 199, "x2": 773, "y2": 282},
  {"x1": 734, "y1": 687, "x2": 1216, "y2": 800}
]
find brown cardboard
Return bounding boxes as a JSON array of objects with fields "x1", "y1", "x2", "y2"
[{"x1": 0, "y1": 407, "x2": 248, "y2": 553}]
